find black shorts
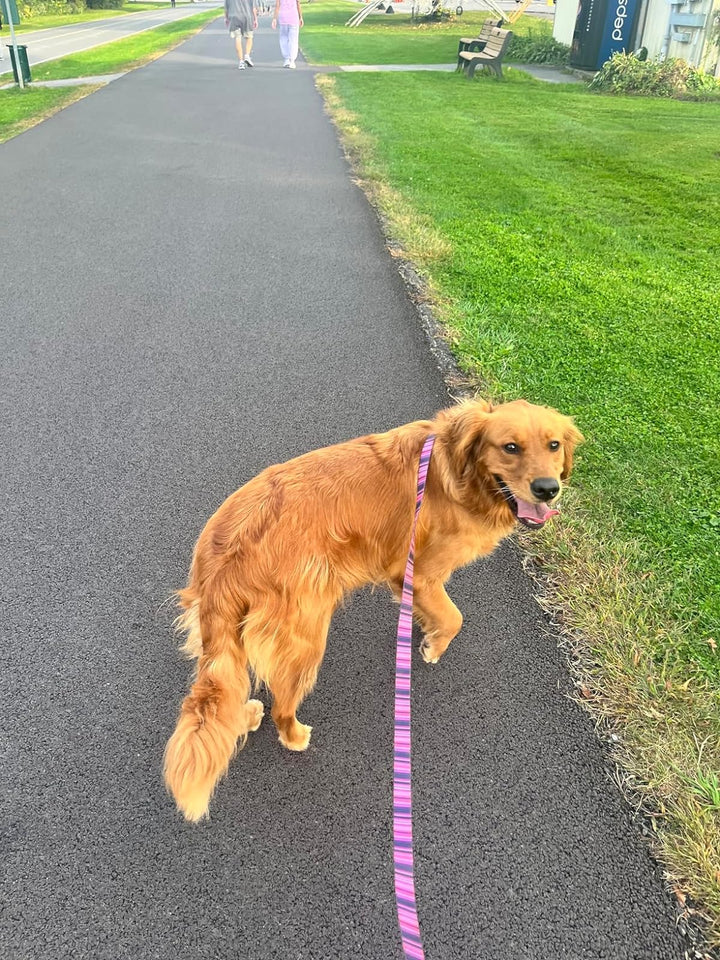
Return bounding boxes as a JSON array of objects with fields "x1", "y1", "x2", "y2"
[{"x1": 228, "y1": 15, "x2": 253, "y2": 37}]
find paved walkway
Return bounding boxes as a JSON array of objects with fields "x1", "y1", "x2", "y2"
[
  {"x1": 7, "y1": 63, "x2": 581, "y2": 86},
  {"x1": 2, "y1": 56, "x2": 581, "y2": 87},
  {"x1": 0, "y1": 21, "x2": 689, "y2": 960},
  {"x1": 338, "y1": 61, "x2": 582, "y2": 81},
  {"x1": 0, "y1": 72, "x2": 127, "y2": 88}
]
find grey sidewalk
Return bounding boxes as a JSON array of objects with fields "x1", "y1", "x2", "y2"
[
  {"x1": 0, "y1": 21, "x2": 688, "y2": 960},
  {"x1": 0, "y1": 72, "x2": 126, "y2": 88},
  {"x1": 337, "y1": 61, "x2": 582, "y2": 81},
  {"x1": 1, "y1": 60, "x2": 582, "y2": 88}
]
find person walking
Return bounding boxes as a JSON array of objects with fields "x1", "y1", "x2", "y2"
[
  {"x1": 271, "y1": 0, "x2": 302, "y2": 69},
  {"x1": 225, "y1": 0, "x2": 258, "y2": 69}
]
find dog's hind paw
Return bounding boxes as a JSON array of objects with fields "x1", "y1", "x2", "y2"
[{"x1": 420, "y1": 640, "x2": 440, "y2": 664}]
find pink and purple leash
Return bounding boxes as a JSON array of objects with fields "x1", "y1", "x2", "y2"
[{"x1": 393, "y1": 433, "x2": 435, "y2": 960}]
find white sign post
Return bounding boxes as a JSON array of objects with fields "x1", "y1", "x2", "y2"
[{"x1": 2, "y1": 0, "x2": 24, "y2": 89}]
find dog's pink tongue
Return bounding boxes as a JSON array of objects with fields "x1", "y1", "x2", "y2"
[{"x1": 516, "y1": 499, "x2": 560, "y2": 525}]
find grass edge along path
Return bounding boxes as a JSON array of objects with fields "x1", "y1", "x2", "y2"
[
  {"x1": 0, "y1": 8, "x2": 220, "y2": 85},
  {"x1": 316, "y1": 71, "x2": 720, "y2": 955},
  {"x1": 0, "y1": 84, "x2": 99, "y2": 143}
]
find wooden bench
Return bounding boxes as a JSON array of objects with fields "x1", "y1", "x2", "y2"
[
  {"x1": 458, "y1": 27, "x2": 513, "y2": 79},
  {"x1": 456, "y1": 18, "x2": 502, "y2": 66}
]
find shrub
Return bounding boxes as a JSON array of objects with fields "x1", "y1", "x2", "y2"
[
  {"x1": 85, "y1": 0, "x2": 124, "y2": 7},
  {"x1": 589, "y1": 51, "x2": 720, "y2": 101},
  {"x1": 17, "y1": 0, "x2": 85, "y2": 16},
  {"x1": 507, "y1": 29, "x2": 570, "y2": 65},
  {"x1": 421, "y1": 0, "x2": 457, "y2": 22}
]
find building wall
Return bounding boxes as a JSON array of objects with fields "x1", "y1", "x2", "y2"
[
  {"x1": 554, "y1": 0, "x2": 720, "y2": 69},
  {"x1": 667, "y1": 0, "x2": 711, "y2": 63},
  {"x1": 552, "y1": 0, "x2": 578, "y2": 46},
  {"x1": 701, "y1": 0, "x2": 720, "y2": 74},
  {"x1": 634, "y1": 0, "x2": 667, "y2": 54}
]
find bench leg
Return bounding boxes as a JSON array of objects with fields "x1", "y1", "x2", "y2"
[{"x1": 465, "y1": 60, "x2": 505, "y2": 80}]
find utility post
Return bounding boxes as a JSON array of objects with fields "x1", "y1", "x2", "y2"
[{"x1": 2, "y1": 0, "x2": 24, "y2": 89}]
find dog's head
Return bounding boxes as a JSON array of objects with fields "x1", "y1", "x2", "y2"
[{"x1": 438, "y1": 399, "x2": 584, "y2": 529}]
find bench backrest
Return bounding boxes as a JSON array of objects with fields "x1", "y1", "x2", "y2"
[
  {"x1": 483, "y1": 27, "x2": 513, "y2": 56},
  {"x1": 478, "y1": 18, "x2": 502, "y2": 39}
]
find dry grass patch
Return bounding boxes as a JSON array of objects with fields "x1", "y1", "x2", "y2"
[{"x1": 521, "y1": 509, "x2": 720, "y2": 950}]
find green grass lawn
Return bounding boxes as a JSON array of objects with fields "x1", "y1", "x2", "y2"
[
  {"x1": 328, "y1": 70, "x2": 720, "y2": 671},
  {"x1": 9, "y1": 1, "x2": 198, "y2": 33},
  {"x1": 313, "y1": 24, "x2": 720, "y2": 945},
  {"x1": 0, "y1": 83, "x2": 96, "y2": 141},
  {"x1": 0, "y1": 7, "x2": 219, "y2": 83},
  {"x1": 301, "y1": 0, "x2": 551, "y2": 64}
]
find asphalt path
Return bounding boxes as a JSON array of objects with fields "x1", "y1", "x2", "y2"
[
  {"x1": 1, "y1": 20, "x2": 690, "y2": 960},
  {"x1": 3, "y1": 2, "x2": 222, "y2": 67}
]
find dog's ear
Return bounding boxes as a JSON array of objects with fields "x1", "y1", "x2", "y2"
[
  {"x1": 561, "y1": 419, "x2": 584, "y2": 480},
  {"x1": 440, "y1": 400, "x2": 492, "y2": 481}
]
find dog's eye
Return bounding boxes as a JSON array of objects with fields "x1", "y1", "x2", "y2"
[
  {"x1": 549, "y1": 440, "x2": 560, "y2": 451},
  {"x1": 503, "y1": 443, "x2": 520, "y2": 455}
]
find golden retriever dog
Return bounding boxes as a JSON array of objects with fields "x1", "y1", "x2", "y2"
[{"x1": 164, "y1": 399, "x2": 583, "y2": 821}]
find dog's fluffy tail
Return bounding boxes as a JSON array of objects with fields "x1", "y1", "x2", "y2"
[{"x1": 163, "y1": 586, "x2": 257, "y2": 823}]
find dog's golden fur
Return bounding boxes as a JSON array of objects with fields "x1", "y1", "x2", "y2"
[{"x1": 163, "y1": 399, "x2": 583, "y2": 821}]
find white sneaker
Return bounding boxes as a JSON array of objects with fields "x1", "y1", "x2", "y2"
[
  {"x1": 288, "y1": 60, "x2": 296, "y2": 69},
  {"x1": 238, "y1": 61, "x2": 245, "y2": 69},
  {"x1": 283, "y1": 59, "x2": 290, "y2": 67},
  {"x1": 244, "y1": 55, "x2": 254, "y2": 67}
]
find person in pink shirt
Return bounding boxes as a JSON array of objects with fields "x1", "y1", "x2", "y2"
[{"x1": 271, "y1": 0, "x2": 303, "y2": 69}]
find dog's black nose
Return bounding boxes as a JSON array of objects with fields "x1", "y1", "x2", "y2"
[{"x1": 530, "y1": 477, "x2": 560, "y2": 501}]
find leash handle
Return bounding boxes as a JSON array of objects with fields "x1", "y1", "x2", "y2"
[{"x1": 393, "y1": 433, "x2": 435, "y2": 960}]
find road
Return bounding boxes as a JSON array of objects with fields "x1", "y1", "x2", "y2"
[
  {"x1": 365, "y1": 0, "x2": 556, "y2": 20},
  {"x1": 457, "y1": 0, "x2": 555, "y2": 18},
  {"x1": 0, "y1": 20, "x2": 690, "y2": 960},
  {"x1": 3, "y1": 2, "x2": 222, "y2": 67}
]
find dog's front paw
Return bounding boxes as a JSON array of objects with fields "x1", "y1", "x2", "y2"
[
  {"x1": 420, "y1": 640, "x2": 441, "y2": 664},
  {"x1": 279, "y1": 721, "x2": 312, "y2": 752},
  {"x1": 246, "y1": 699, "x2": 264, "y2": 732}
]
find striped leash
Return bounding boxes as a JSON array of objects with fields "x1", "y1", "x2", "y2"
[{"x1": 393, "y1": 433, "x2": 435, "y2": 960}]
